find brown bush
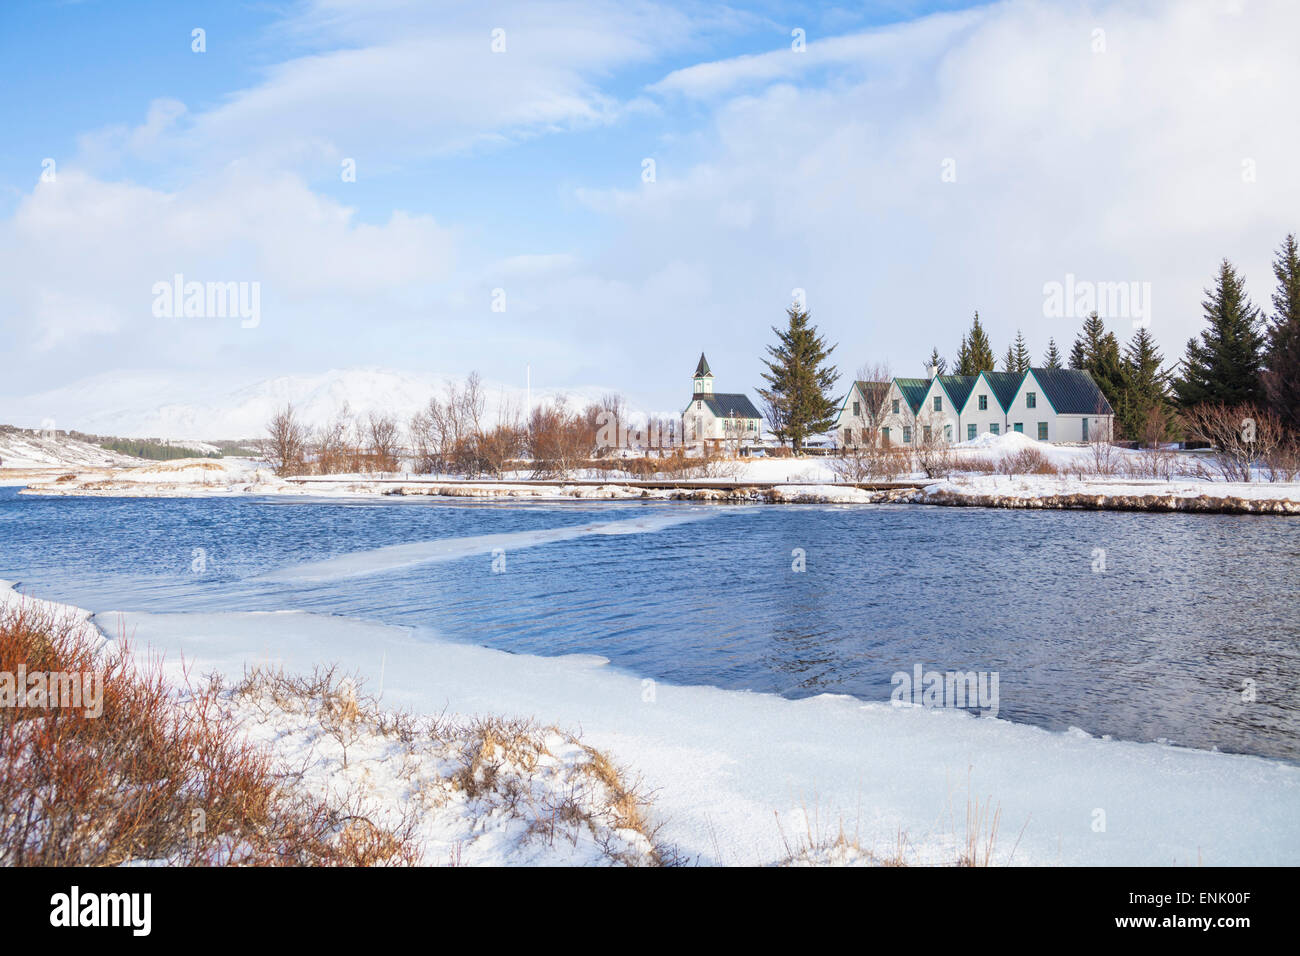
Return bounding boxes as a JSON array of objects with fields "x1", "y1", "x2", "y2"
[
  {"x1": 0, "y1": 602, "x2": 416, "y2": 866},
  {"x1": 1180, "y1": 403, "x2": 1287, "y2": 482},
  {"x1": 997, "y1": 447, "x2": 1057, "y2": 475}
]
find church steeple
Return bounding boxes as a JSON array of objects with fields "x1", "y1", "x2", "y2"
[{"x1": 693, "y1": 353, "x2": 714, "y2": 395}]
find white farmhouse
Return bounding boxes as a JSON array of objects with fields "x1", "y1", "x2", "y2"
[
  {"x1": 682, "y1": 353, "x2": 763, "y2": 447},
  {"x1": 833, "y1": 367, "x2": 1113, "y2": 445}
]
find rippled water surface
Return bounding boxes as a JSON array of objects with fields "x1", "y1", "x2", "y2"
[{"x1": 2, "y1": 487, "x2": 1297, "y2": 760}]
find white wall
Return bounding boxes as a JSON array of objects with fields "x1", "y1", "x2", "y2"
[
  {"x1": 963, "y1": 376, "x2": 1008, "y2": 439},
  {"x1": 1004, "y1": 373, "x2": 1057, "y2": 442}
]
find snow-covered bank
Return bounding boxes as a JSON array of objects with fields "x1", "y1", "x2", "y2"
[
  {"x1": 20, "y1": 455, "x2": 1300, "y2": 513},
  {"x1": 6, "y1": 581, "x2": 1293, "y2": 866}
]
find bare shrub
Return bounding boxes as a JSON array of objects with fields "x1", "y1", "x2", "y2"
[
  {"x1": 1180, "y1": 403, "x2": 1285, "y2": 483},
  {"x1": 953, "y1": 454, "x2": 998, "y2": 475},
  {"x1": 527, "y1": 397, "x2": 596, "y2": 479},
  {"x1": 997, "y1": 447, "x2": 1057, "y2": 475},
  {"x1": 1261, "y1": 435, "x2": 1300, "y2": 482},
  {"x1": 0, "y1": 603, "x2": 416, "y2": 866},
  {"x1": 265, "y1": 404, "x2": 309, "y2": 476},
  {"x1": 1123, "y1": 447, "x2": 1177, "y2": 480},
  {"x1": 365, "y1": 413, "x2": 401, "y2": 473},
  {"x1": 829, "y1": 444, "x2": 909, "y2": 481},
  {"x1": 1086, "y1": 430, "x2": 1122, "y2": 476}
]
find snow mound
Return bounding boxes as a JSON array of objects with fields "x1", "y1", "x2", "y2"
[{"x1": 957, "y1": 430, "x2": 1050, "y2": 453}]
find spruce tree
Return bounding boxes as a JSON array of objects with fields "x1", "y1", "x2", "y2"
[
  {"x1": 1173, "y1": 259, "x2": 1266, "y2": 408},
  {"x1": 955, "y1": 335, "x2": 972, "y2": 376},
  {"x1": 1263, "y1": 234, "x2": 1300, "y2": 430},
  {"x1": 1074, "y1": 312, "x2": 1124, "y2": 411},
  {"x1": 956, "y1": 312, "x2": 995, "y2": 374},
  {"x1": 1043, "y1": 338, "x2": 1063, "y2": 369},
  {"x1": 926, "y1": 347, "x2": 947, "y2": 376},
  {"x1": 1068, "y1": 336, "x2": 1087, "y2": 370},
  {"x1": 757, "y1": 303, "x2": 840, "y2": 454},
  {"x1": 1117, "y1": 327, "x2": 1173, "y2": 442},
  {"x1": 1004, "y1": 329, "x2": 1031, "y2": 374}
]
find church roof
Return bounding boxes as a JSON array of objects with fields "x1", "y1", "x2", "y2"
[
  {"x1": 694, "y1": 353, "x2": 713, "y2": 377},
  {"x1": 685, "y1": 392, "x2": 763, "y2": 420}
]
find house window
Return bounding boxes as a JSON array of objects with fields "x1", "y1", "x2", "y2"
[
  {"x1": 902, "y1": 426, "x2": 912, "y2": 443},
  {"x1": 967, "y1": 424, "x2": 976, "y2": 441},
  {"x1": 923, "y1": 425, "x2": 932, "y2": 442},
  {"x1": 1014, "y1": 423, "x2": 1023, "y2": 433},
  {"x1": 990, "y1": 423, "x2": 1000, "y2": 435},
  {"x1": 1037, "y1": 422, "x2": 1048, "y2": 440},
  {"x1": 882, "y1": 427, "x2": 891, "y2": 445},
  {"x1": 1082, "y1": 418, "x2": 1090, "y2": 441},
  {"x1": 978, "y1": 395, "x2": 988, "y2": 411},
  {"x1": 892, "y1": 399, "x2": 900, "y2": 414},
  {"x1": 945, "y1": 424, "x2": 953, "y2": 442},
  {"x1": 844, "y1": 427, "x2": 852, "y2": 445},
  {"x1": 1026, "y1": 392, "x2": 1037, "y2": 409},
  {"x1": 933, "y1": 396, "x2": 942, "y2": 411},
  {"x1": 696, "y1": 401, "x2": 702, "y2": 410},
  {"x1": 747, "y1": 420, "x2": 755, "y2": 431},
  {"x1": 852, "y1": 401, "x2": 861, "y2": 417}
]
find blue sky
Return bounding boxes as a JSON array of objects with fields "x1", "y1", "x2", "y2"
[{"x1": 1, "y1": 0, "x2": 1297, "y2": 420}]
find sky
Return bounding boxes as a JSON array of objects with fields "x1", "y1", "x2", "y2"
[{"x1": 1, "y1": 0, "x2": 1297, "y2": 417}]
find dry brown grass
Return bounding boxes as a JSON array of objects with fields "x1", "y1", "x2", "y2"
[
  {"x1": 0, "y1": 603, "x2": 417, "y2": 866},
  {"x1": 232, "y1": 665, "x2": 682, "y2": 866}
]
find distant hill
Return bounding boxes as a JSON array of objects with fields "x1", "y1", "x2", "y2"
[{"x1": 0, "y1": 367, "x2": 619, "y2": 442}]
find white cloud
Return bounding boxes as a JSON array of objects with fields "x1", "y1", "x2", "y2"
[
  {"x1": 574, "y1": 0, "x2": 1300, "y2": 391},
  {"x1": 0, "y1": 168, "x2": 455, "y2": 359}
]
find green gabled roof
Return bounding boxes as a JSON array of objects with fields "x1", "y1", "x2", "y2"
[
  {"x1": 694, "y1": 353, "x2": 712, "y2": 377},
  {"x1": 894, "y1": 378, "x2": 930, "y2": 414},
  {"x1": 935, "y1": 374, "x2": 978, "y2": 411},
  {"x1": 977, "y1": 370, "x2": 1024, "y2": 412},
  {"x1": 1030, "y1": 367, "x2": 1114, "y2": 415}
]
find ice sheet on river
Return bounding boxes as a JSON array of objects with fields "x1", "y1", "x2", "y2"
[
  {"x1": 254, "y1": 511, "x2": 714, "y2": 583},
  {"x1": 92, "y1": 601, "x2": 1300, "y2": 867}
]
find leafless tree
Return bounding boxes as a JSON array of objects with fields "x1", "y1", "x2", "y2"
[
  {"x1": 527, "y1": 396, "x2": 595, "y2": 478},
  {"x1": 366, "y1": 412, "x2": 401, "y2": 472},
  {"x1": 265, "y1": 404, "x2": 309, "y2": 476},
  {"x1": 852, "y1": 362, "x2": 893, "y2": 447}
]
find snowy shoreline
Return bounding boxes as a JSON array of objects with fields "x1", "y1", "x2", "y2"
[
  {"x1": 2, "y1": 579, "x2": 1297, "y2": 866},
  {"x1": 12, "y1": 460, "x2": 1300, "y2": 514}
]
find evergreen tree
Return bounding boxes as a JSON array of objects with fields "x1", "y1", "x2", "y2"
[
  {"x1": 1117, "y1": 327, "x2": 1173, "y2": 442},
  {"x1": 955, "y1": 335, "x2": 971, "y2": 376},
  {"x1": 926, "y1": 347, "x2": 947, "y2": 376},
  {"x1": 1003, "y1": 329, "x2": 1031, "y2": 373},
  {"x1": 1173, "y1": 259, "x2": 1266, "y2": 408},
  {"x1": 1263, "y1": 234, "x2": 1300, "y2": 431},
  {"x1": 1043, "y1": 338, "x2": 1063, "y2": 369},
  {"x1": 1073, "y1": 312, "x2": 1124, "y2": 411},
  {"x1": 1068, "y1": 336, "x2": 1087, "y2": 370},
  {"x1": 955, "y1": 312, "x2": 995, "y2": 375},
  {"x1": 757, "y1": 303, "x2": 841, "y2": 454}
]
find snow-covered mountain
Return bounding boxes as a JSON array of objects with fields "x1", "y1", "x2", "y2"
[
  {"x1": 0, "y1": 430, "x2": 141, "y2": 469},
  {"x1": 1, "y1": 367, "x2": 621, "y2": 441}
]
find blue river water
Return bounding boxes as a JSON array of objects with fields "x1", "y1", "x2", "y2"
[{"x1": 1, "y1": 487, "x2": 1297, "y2": 760}]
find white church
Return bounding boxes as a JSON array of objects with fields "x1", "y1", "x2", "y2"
[{"x1": 682, "y1": 354, "x2": 764, "y2": 447}]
